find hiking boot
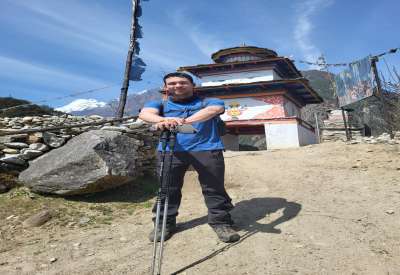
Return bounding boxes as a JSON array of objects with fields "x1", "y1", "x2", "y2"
[
  {"x1": 148, "y1": 221, "x2": 176, "y2": 242},
  {"x1": 211, "y1": 224, "x2": 240, "y2": 243}
]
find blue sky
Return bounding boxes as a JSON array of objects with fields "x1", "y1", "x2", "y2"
[{"x1": 0, "y1": 0, "x2": 399, "y2": 108}]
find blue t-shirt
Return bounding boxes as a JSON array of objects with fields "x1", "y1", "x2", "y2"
[{"x1": 143, "y1": 96, "x2": 225, "y2": 152}]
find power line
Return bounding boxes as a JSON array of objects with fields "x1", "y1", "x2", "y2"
[{"x1": 295, "y1": 47, "x2": 399, "y2": 67}]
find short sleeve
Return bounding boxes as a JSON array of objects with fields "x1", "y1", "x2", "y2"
[
  {"x1": 204, "y1": 97, "x2": 225, "y2": 109},
  {"x1": 143, "y1": 100, "x2": 162, "y2": 111}
]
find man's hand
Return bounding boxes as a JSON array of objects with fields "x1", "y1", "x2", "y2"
[{"x1": 154, "y1": 117, "x2": 185, "y2": 131}]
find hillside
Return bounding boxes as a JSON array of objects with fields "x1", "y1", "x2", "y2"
[
  {"x1": 0, "y1": 142, "x2": 399, "y2": 274},
  {"x1": 0, "y1": 97, "x2": 63, "y2": 118},
  {"x1": 301, "y1": 70, "x2": 336, "y2": 103}
]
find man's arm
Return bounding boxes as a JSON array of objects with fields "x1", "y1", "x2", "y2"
[
  {"x1": 138, "y1": 107, "x2": 165, "y2": 123},
  {"x1": 185, "y1": 105, "x2": 224, "y2": 124},
  {"x1": 139, "y1": 107, "x2": 184, "y2": 130}
]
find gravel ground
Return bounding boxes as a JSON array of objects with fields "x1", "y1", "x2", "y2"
[{"x1": 0, "y1": 141, "x2": 399, "y2": 275}]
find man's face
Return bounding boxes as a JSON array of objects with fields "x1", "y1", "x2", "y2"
[{"x1": 164, "y1": 76, "x2": 194, "y2": 100}]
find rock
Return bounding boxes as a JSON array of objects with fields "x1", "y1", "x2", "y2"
[
  {"x1": 89, "y1": 115, "x2": 104, "y2": 120},
  {"x1": 79, "y1": 217, "x2": 91, "y2": 225},
  {"x1": 32, "y1": 117, "x2": 42, "y2": 123},
  {"x1": 22, "y1": 210, "x2": 52, "y2": 227},
  {"x1": 22, "y1": 117, "x2": 33, "y2": 123},
  {"x1": 49, "y1": 257, "x2": 57, "y2": 263},
  {"x1": 0, "y1": 155, "x2": 27, "y2": 166},
  {"x1": 0, "y1": 162, "x2": 26, "y2": 173},
  {"x1": 19, "y1": 149, "x2": 44, "y2": 160},
  {"x1": 4, "y1": 142, "x2": 29, "y2": 149},
  {"x1": 385, "y1": 210, "x2": 395, "y2": 215},
  {"x1": 2, "y1": 148, "x2": 19, "y2": 154},
  {"x1": 0, "y1": 183, "x2": 8, "y2": 194},
  {"x1": 0, "y1": 134, "x2": 28, "y2": 144},
  {"x1": 19, "y1": 130, "x2": 141, "y2": 195},
  {"x1": 101, "y1": 126, "x2": 128, "y2": 132},
  {"x1": 29, "y1": 143, "x2": 49, "y2": 152},
  {"x1": 124, "y1": 121, "x2": 145, "y2": 129},
  {"x1": 6, "y1": 215, "x2": 15, "y2": 220},
  {"x1": 67, "y1": 222, "x2": 76, "y2": 227},
  {"x1": 119, "y1": 237, "x2": 128, "y2": 242},
  {"x1": 28, "y1": 133, "x2": 43, "y2": 144},
  {"x1": 43, "y1": 132, "x2": 66, "y2": 148}
]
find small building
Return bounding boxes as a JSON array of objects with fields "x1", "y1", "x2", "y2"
[{"x1": 179, "y1": 46, "x2": 323, "y2": 150}]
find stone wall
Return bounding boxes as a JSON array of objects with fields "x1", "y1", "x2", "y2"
[
  {"x1": 321, "y1": 109, "x2": 400, "y2": 145},
  {"x1": 321, "y1": 110, "x2": 363, "y2": 142},
  {"x1": 0, "y1": 115, "x2": 159, "y2": 176}
]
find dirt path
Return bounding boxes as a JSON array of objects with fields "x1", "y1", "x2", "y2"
[{"x1": 1, "y1": 142, "x2": 399, "y2": 274}]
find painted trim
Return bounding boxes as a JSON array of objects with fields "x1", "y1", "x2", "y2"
[
  {"x1": 225, "y1": 117, "x2": 315, "y2": 130},
  {"x1": 194, "y1": 78, "x2": 323, "y2": 104},
  {"x1": 215, "y1": 91, "x2": 285, "y2": 99},
  {"x1": 195, "y1": 65, "x2": 276, "y2": 77}
]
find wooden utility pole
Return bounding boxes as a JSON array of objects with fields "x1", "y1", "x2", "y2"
[
  {"x1": 116, "y1": 0, "x2": 140, "y2": 118},
  {"x1": 370, "y1": 56, "x2": 393, "y2": 137},
  {"x1": 314, "y1": 112, "x2": 321, "y2": 143},
  {"x1": 341, "y1": 107, "x2": 350, "y2": 141}
]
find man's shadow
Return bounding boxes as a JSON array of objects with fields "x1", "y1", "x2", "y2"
[
  {"x1": 171, "y1": 197, "x2": 301, "y2": 274},
  {"x1": 232, "y1": 197, "x2": 301, "y2": 234}
]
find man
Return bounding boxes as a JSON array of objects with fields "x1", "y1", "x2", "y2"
[{"x1": 139, "y1": 72, "x2": 240, "y2": 243}]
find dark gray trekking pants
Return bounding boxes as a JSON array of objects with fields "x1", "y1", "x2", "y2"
[{"x1": 152, "y1": 150, "x2": 234, "y2": 226}]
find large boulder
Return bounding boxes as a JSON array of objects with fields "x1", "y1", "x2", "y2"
[{"x1": 19, "y1": 130, "x2": 142, "y2": 195}]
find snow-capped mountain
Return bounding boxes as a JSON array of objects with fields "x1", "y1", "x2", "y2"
[
  {"x1": 55, "y1": 88, "x2": 162, "y2": 117},
  {"x1": 56, "y1": 99, "x2": 107, "y2": 113}
]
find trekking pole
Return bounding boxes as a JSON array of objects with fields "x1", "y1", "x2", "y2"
[
  {"x1": 156, "y1": 129, "x2": 177, "y2": 275},
  {"x1": 151, "y1": 130, "x2": 170, "y2": 275}
]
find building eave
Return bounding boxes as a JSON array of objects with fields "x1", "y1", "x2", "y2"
[
  {"x1": 194, "y1": 78, "x2": 323, "y2": 105},
  {"x1": 178, "y1": 57, "x2": 303, "y2": 79}
]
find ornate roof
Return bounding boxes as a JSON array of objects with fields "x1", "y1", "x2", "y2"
[
  {"x1": 211, "y1": 46, "x2": 278, "y2": 63},
  {"x1": 179, "y1": 57, "x2": 302, "y2": 79}
]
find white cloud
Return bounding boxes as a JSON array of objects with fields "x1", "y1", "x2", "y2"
[
  {"x1": 0, "y1": 55, "x2": 109, "y2": 91},
  {"x1": 169, "y1": 8, "x2": 224, "y2": 59},
  {"x1": 4, "y1": 0, "x2": 185, "y2": 70},
  {"x1": 6, "y1": 1, "x2": 127, "y2": 58},
  {"x1": 293, "y1": 0, "x2": 333, "y2": 68}
]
